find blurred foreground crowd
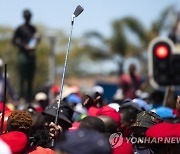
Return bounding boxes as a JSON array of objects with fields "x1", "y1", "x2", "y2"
[{"x1": 0, "y1": 63, "x2": 180, "y2": 154}]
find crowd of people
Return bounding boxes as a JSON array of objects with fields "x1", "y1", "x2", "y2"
[{"x1": 0, "y1": 62, "x2": 180, "y2": 154}]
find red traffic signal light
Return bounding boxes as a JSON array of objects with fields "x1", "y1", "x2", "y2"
[
  {"x1": 149, "y1": 37, "x2": 180, "y2": 88},
  {"x1": 148, "y1": 38, "x2": 174, "y2": 88},
  {"x1": 155, "y1": 45, "x2": 169, "y2": 59}
]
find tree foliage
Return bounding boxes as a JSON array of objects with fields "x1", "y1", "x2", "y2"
[{"x1": 0, "y1": 5, "x2": 177, "y2": 89}]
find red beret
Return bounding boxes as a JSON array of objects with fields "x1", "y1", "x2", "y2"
[
  {"x1": 88, "y1": 105, "x2": 121, "y2": 126},
  {"x1": 87, "y1": 106, "x2": 99, "y2": 116},
  {"x1": 97, "y1": 106, "x2": 121, "y2": 126},
  {"x1": 0, "y1": 102, "x2": 11, "y2": 112},
  {"x1": 0, "y1": 110, "x2": 12, "y2": 133},
  {"x1": 146, "y1": 122, "x2": 180, "y2": 138},
  {"x1": 1, "y1": 131, "x2": 27, "y2": 154}
]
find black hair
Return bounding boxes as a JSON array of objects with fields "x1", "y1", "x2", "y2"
[
  {"x1": 23, "y1": 9, "x2": 32, "y2": 16},
  {"x1": 23, "y1": 9, "x2": 32, "y2": 22},
  {"x1": 119, "y1": 105, "x2": 140, "y2": 123},
  {"x1": 30, "y1": 128, "x2": 51, "y2": 148},
  {"x1": 98, "y1": 115, "x2": 117, "y2": 137},
  {"x1": 79, "y1": 116, "x2": 105, "y2": 133},
  {"x1": 150, "y1": 90, "x2": 164, "y2": 105}
]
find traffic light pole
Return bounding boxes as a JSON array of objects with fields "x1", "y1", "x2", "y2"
[{"x1": 162, "y1": 86, "x2": 170, "y2": 107}]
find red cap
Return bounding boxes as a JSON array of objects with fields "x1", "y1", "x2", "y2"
[
  {"x1": 1, "y1": 131, "x2": 27, "y2": 154},
  {"x1": 27, "y1": 146, "x2": 54, "y2": 154},
  {"x1": 146, "y1": 122, "x2": 180, "y2": 138},
  {"x1": 97, "y1": 106, "x2": 121, "y2": 126},
  {"x1": 0, "y1": 110, "x2": 12, "y2": 133},
  {"x1": 51, "y1": 85, "x2": 60, "y2": 95},
  {"x1": 0, "y1": 102, "x2": 11, "y2": 112},
  {"x1": 69, "y1": 122, "x2": 80, "y2": 132},
  {"x1": 35, "y1": 106, "x2": 44, "y2": 113},
  {"x1": 87, "y1": 106, "x2": 99, "y2": 116},
  {"x1": 87, "y1": 105, "x2": 121, "y2": 126}
]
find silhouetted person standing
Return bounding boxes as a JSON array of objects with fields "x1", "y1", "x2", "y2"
[
  {"x1": 119, "y1": 64, "x2": 141, "y2": 99},
  {"x1": 12, "y1": 9, "x2": 40, "y2": 102}
]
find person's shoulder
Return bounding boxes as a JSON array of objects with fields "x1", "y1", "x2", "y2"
[
  {"x1": 135, "y1": 73, "x2": 141, "y2": 80},
  {"x1": 120, "y1": 73, "x2": 128, "y2": 77},
  {"x1": 15, "y1": 24, "x2": 24, "y2": 31},
  {"x1": 30, "y1": 24, "x2": 36, "y2": 30},
  {"x1": 119, "y1": 74, "x2": 131, "y2": 84},
  {"x1": 120, "y1": 74, "x2": 129, "y2": 80},
  {"x1": 29, "y1": 25, "x2": 36, "y2": 33},
  {"x1": 17, "y1": 24, "x2": 24, "y2": 28}
]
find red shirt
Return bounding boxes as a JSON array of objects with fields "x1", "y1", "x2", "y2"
[{"x1": 119, "y1": 73, "x2": 141, "y2": 99}]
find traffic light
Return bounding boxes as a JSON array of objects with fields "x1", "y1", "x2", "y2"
[
  {"x1": 148, "y1": 37, "x2": 180, "y2": 88},
  {"x1": 171, "y1": 54, "x2": 180, "y2": 84}
]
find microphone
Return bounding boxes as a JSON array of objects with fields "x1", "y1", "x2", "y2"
[{"x1": 72, "y1": 5, "x2": 84, "y2": 24}]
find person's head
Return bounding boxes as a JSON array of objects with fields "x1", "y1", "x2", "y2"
[
  {"x1": 98, "y1": 115, "x2": 118, "y2": 137},
  {"x1": 6, "y1": 110, "x2": 33, "y2": 136},
  {"x1": 150, "y1": 90, "x2": 164, "y2": 105},
  {"x1": 23, "y1": 9, "x2": 32, "y2": 24},
  {"x1": 30, "y1": 112, "x2": 45, "y2": 133},
  {"x1": 132, "y1": 98, "x2": 150, "y2": 111},
  {"x1": 43, "y1": 101, "x2": 74, "y2": 131},
  {"x1": 44, "y1": 114, "x2": 71, "y2": 131},
  {"x1": 54, "y1": 129, "x2": 111, "y2": 154},
  {"x1": 26, "y1": 111, "x2": 50, "y2": 147},
  {"x1": 131, "y1": 111, "x2": 163, "y2": 152},
  {"x1": 119, "y1": 105, "x2": 140, "y2": 130},
  {"x1": 79, "y1": 116, "x2": 105, "y2": 133},
  {"x1": 131, "y1": 111, "x2": 163, "y2": 137},
  {"x1": 66, "y1": 94, "x2": 81, "y2": 108},
  {"x1": 96, "y1": 105, "x2": 121, "y2": 127},
  {"x1": 35, "y1": 92, "x2": 48, "y2": 109},
  {"x1": 128, "y1": 64, "x2": 136, "y2": 76},
  {"x1": 0, "y1": 131, "x2": 28, "y2": 154}
]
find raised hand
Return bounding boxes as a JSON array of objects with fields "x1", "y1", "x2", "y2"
[
  {"x1": 49, "y1": 122, "x2": 63, "y2": 140},
  {"x1": 83, "y1": 94, "x2": 101, "y2": 108}
]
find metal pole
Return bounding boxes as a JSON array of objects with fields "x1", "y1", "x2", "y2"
[
  {"x1": 51, "y1": 5, "x2": 84, "y2": 147},
  {"x1": 55, "y1": 22, "x2": 74, "y2": 124},
  {"x1": 163, "y1": 86, "x2": 170, "y2": 107},
  {"x1": 0, "y1": 64, "x2": 7, "y2": 135},
  {"x1": 51, "y1": 22, "x2": 74, "y2": 147}
]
